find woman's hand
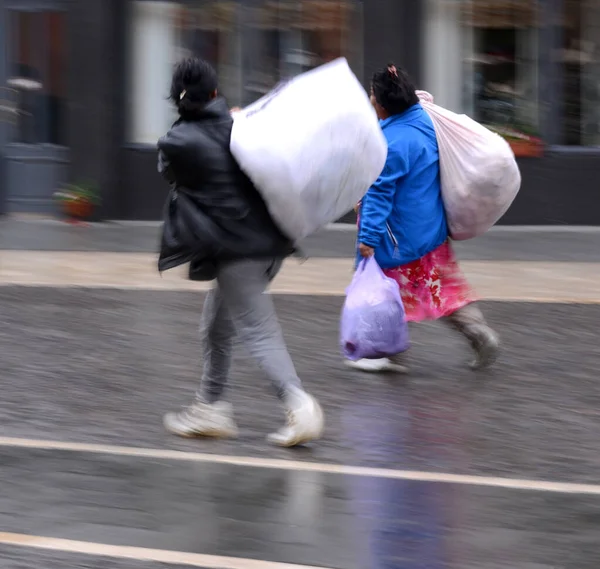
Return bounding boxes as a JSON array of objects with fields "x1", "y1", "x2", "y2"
[
  {"x1": 230, "y1": 106, "x2": 241, "y2": 114},
  {"x1": 359, "y1": 243, "x2": 375, "y2": 258}
]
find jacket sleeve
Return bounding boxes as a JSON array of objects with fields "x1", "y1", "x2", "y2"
[
  {"x1": 158, "y1": 148, "x2": 175, "y2": 184},
  {"x1": 157, "y1": 126, "x2": 187, "y2": 184},
  {"x1": 358, "y1": 145, "x2": 409, "y2": 248}
]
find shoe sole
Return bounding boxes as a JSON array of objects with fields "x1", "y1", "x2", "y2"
[
  {"x1": 344, "y1": 360, "x2": 409, "y2": 374},
  {"x1": 163, "y1": 416, "x2": 239, "y2": 439},
  {"x1": 164, "y1": 427, "x2": 239, "y2": 439},
  {"x1": 167, "y1": 429, "x2": 238, "y2": 439}
]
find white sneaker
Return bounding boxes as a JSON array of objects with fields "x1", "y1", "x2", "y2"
[
  {"x1": 267, "y1": 388, "x2": 324, "y2": 447},
  {"x1": 163, "y1": 400, "x2": 238, "y2": 439},
  {"x1": 345, "y1": 358, "x2": 409, "y2": 374}
]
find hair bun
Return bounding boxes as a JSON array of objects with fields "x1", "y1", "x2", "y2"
[{"x1": 371, "y1": 63, "x2": 419, "y2": 115}]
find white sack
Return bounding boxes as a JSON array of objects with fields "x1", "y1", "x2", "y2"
[
  {"x1": 416, "y1": 91, "x2": 522, "y2": 241},
  {"x1": 230, "y1": 58, "x2": 387, "y2": 241}
]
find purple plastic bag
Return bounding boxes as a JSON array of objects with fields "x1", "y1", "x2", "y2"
[{"x1": 340, "y1": 257, "x2": 409, "y2": 361}]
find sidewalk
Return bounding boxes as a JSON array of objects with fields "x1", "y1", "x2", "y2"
[
  {"x1": 4, "y1": 217, "x2": 600, "y2": 261},
  {"x1": 3, "y1": 251, "x2": 600, "y2": 303},
  {"x1": 3, "y1": 218, "x2": 600, "y2": 302}
]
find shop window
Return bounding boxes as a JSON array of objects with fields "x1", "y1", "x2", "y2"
[
  {"x1": 242, "y1": 0, "x2": 363, "y2": 107},
  {"x1": 128, "y1": 0, "x2": 363, "y2": 143},
  {"x1": 561, "y1": 0, "x2": 600, "y2": 146},
  {"x1": 424, "y1": 0, "x2": 542, "y2": 156},
  {"x1": 7, "y1": 10, "x2": 67, "y2": 145},
  {"x1": 128, "y1": 1, "x2": 239, "y2": 144}
]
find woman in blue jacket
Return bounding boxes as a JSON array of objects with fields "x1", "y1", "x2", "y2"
[{"x1": 351, "y1": 64, "x2": 499, "y2": 373}]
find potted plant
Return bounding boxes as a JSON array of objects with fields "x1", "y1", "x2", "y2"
[
  {"x1": 486, "y1": 124, "x2": 544, "y2": 158},
  {"x1": 54, "y1": 182, "x2": 100, "y2": 224}
]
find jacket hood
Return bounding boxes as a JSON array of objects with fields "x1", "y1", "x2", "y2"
[
  {"x1": 177, "y1": 96, "x2": 230, "y2": 122},
  {"x1": 157, "y1": 97, "x2": 233, "y2": 167}
]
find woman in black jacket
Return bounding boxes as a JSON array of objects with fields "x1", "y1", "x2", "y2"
[{"x1": 159, "y1": 57, "x2": 323, "y2": 447}]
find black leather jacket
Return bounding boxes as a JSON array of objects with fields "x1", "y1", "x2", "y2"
[{"x1": 157, "y1": 97, "x2": 293, "y2": 279}]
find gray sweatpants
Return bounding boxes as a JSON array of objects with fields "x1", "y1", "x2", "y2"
[{"x1": 197, "y1": 258, "x2": 302, "y2": 403}]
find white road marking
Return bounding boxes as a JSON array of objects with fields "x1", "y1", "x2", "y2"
[
  {"x1": 0, "y1": 532, "x2": 335, "y2": 569},
  {"x1": 1, "y1": 437, "x2": 600, "y2": 495}
]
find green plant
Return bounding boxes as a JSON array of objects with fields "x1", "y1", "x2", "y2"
[
  {"x1": 485, "y1": 124, "x2": 542, "y2": 143},
  {"x1": 54, "y1": 182, "x2": 100, "y2": 205}
]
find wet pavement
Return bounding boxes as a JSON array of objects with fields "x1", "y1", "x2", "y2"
[
  {"x1": 2, "y1": 280, "x2": 600, "y2": 567},
  {"x1": 3, "y1": 448, "x2": 600, "y2": 569},
  {"x1": 2, "y1": 221, "x2": 600, "y2": 568},
  {"x1": 1, "y1": 287, "x2": 600, "y2": 482}
]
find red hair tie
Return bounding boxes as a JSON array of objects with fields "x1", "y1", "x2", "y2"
[{"x1": 387, "y1": 65, "x2": 398, "y2": 78}]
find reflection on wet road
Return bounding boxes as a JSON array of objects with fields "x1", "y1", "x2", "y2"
[{"x1": 2, "y1": 279, "x2": 600, "y2": 568}]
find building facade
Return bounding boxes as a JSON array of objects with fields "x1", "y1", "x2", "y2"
[
  {"x1": 420, "y1": 0, "x2": 600, "y2": 225},
  {"x1": 0, "y1": 0, "x2": 599, "y2": 224}
]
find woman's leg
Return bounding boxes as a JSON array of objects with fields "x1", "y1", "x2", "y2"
[
  {"x1": 197, "y1": 287, "x2": 235, "y2": 403},
  {"x1": 444, "y1": 303, "x2": 499, "y2": 369},
  {"x1": 163, "y1": 286, "x2": 238, "y2": 438},
  {"x1": 407, "y1": 241, "x2": 499, "y2": 369},
  {"x1": 165, "y1": 258, "x2": 324, "y2": 446},
  {"x1": 216, "y1": 258, "x2": 323, "y2": 446},
  {"x1": 216, "y1": 258, "x2": 302, "y2": 400}
]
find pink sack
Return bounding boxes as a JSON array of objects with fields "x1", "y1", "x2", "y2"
[{"x1": 417, "y1": 91, "x2": 522, "y2": 241}]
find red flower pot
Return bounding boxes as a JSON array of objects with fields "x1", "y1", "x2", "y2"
[
  {"x1": 508, "y1": 139, "x2": 544, "y2": 158},
  {"x1": 64, "y1": 198, "x2": 93, "y2": 221}
]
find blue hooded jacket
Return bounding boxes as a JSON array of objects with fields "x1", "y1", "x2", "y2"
[{"x1": 358, "y1": 103, "x2": 448, "y2": 269}]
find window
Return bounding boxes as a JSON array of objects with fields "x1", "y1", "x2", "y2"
[
  {"x1": 7, "y1": 10, "x2": 67, "y2": 145},
  {"x1": 128, "y1": 1, "x2": 239, "y2": 144},
  {"x1": 128, "y1": 1, "x2": 179, "y2": 145},
  {"x1": 424, "y1": 0, "x2": 600, "y2": 148},
  {"x1": 561, "y1": 0, "x2": 600, "y2": 146},
  {"x1": 241, "y1": 0, "x2": 363, "y2": 106},
  {"x1": 128, "y1": 0, "x2": 363, "y2": 144},
  {"x1": 423, "y1": 0, "x2": 540, "y2": 152}
]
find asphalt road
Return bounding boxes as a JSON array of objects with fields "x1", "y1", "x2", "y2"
[{"x1": 2, "y1": 285, "x2": 600, "y2": 568}]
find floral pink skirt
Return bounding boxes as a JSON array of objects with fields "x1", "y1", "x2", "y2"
[{"x1": 383, "y1": 240, "x2": 477, "y2": 322}]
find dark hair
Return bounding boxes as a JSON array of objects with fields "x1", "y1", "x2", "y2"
[
  {"x1": 371, "y1": 63, "x2": 419, "y2": 115},
  {"x1": 169, "y1": 57, "x2": 218, "y2": 119}
]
